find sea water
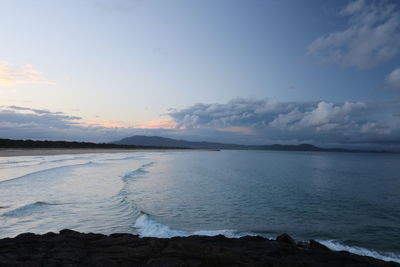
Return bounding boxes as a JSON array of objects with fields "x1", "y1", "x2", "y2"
[{"x1": 0, "y1": 150, "x2": 399, "y2": 263}]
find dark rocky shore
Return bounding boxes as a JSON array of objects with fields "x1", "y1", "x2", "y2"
[{"x1": 0, "y1": 230, "x2": 398, "y2": 267}]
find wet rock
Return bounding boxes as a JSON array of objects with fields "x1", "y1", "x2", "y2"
[
  {"x1": 276, "y1": 233, "x2": 296, "y2": 246},
  {"x1": 296, "y1": 241, "x2": 309, "y2": 249},
  {"x1": 0, "y1": 230, "x2": 398, "y2": 266},
  {"x1": 239, "y1": 235, "x2": 266, "y2": 242},
  {"x1": 59, "y1": 228, "x2": 81, "y2": 238},
  {"x1": 42, "y1": 232, "x2": 57, "y2": 238},
  {"x1": 15, "y1": 232, "x2": 37, "y2": 241},
  {"x1": 309, "y1": 239, "x2": 331, "y2": 251}
]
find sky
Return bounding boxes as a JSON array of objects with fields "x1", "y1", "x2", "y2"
[{"x1": 1, "y1": 0, "x2": 400, "y2": 150}]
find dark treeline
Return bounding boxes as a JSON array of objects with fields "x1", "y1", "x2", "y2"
[
  {"x1": 0, "y1": 138, "x2": 189, "y2": 150},
  {"x1": 114, "y1": 135, "x2": 392, "y2": 154}
]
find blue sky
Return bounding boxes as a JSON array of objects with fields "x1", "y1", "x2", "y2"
[{"x1": 1, "y1": 0, "x2": 400, "y2": 150}]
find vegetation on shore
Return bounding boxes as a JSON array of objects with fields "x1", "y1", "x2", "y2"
[
  {"x1": 114, "y1": 135, "x2": 391, "y2": 153},
  {"x1": 0, "y1": 136, "x2": 392, "y2": 153},
  {"x1": 0, "y1": 138, "x2": 188, "y2": 150}
]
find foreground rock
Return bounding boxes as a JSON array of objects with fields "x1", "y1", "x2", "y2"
[{"x1": 0, "y1": 230, "x2": 398, "y2": 266}]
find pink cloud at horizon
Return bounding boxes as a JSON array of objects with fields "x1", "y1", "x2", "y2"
[{"x1": 136, "y1": 119, "x2": 177, "y2": 129}]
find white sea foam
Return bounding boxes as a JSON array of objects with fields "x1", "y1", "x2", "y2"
[
  {"x1": 0, "y1": 161, "x2": 97, "y2": 183},
  {"x1": 104, "y1": 156, "x2": 140, "y2": 161},
  {"x1": 319, "y1": 240, "x2": 400, "y2": 263},
  {"x1": 122, "y1": 168, "x2": 147, "y2": 178},
  {"x1": 134, "y1": 214, "x2": 400, "y2": 263},
  {"x1": 134, "y1": 214, "x2": 189, "y2": 238},
  {"x1": 122, "y1": 162, "x2": 154, "y2": 178},
  {"x1": 133, "y1": 214, "x2": 254, "y2": 239}
]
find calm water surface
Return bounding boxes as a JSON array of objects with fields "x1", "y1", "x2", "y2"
[{"x1": 0, "y1": 150, "x2": 399, "y2": 262}]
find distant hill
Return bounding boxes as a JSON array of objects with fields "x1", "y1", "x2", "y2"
[
  {"x1": 0, "y1": 136, "x2": 389, "y2": 153},
  {"x1": 113, "y1": 135, "x2": 384, "y2": 153},
  {"x1": 113, "y1": 135, "x2": 243, "y2": 149}
]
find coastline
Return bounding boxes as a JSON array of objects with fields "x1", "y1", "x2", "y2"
[
  {"x1": 0, "y1": 148, "x2": 193, "y2": 157},
  {"x1": 0, "y1": 230, "x2": 398, "y2": 266}
]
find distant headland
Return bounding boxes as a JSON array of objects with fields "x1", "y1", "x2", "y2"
[
  {"x1": 113, "y1": 135, "x2": 391, "y2": 154},
  {"x1": 0, "y1": 136, "x2": 392, "y2": 154}
]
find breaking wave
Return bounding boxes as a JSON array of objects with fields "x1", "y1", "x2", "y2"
[
  {"x1": 319, "y1": 240, "x2": 400, "y2": 263},
  {"x1": 0, "y1": 161, "x2": 98, "y2": 184},
  {"x1": 0, "y1": 159, "x2": 35, "y2": 165},
  {"x1": 122, "y1": 162, "x2": 154, "y2": 178},
  {"x1": 103, "y1": 155, "x2": 142, "y2": 161},
  {"x1": 133, "y1": 214, "x2": 253, "y2": 239},
  {"x1": 0, "y1": 159, "x2": 42, "y2": 169},
  {"x1": 37, "y1": 155, "x2": 92, "y2": 165},
  {"x1": 133, "y1": 214, "x2": 400, "y2": 263},
  {"x1": 108, "y1": 161, "x2": 157, "y2": 223}
]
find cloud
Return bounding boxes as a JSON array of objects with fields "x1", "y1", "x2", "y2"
[
  {"x1": 1, "y1": 99, "x2": 400, "y2": 151},
  {"x1": 168, "y1": 98, "x2": 289, "y2": 129},
  {"x1": 216, "y1": 126, "x2": 254, "y2": 135},
  {"x1": 385, "y1": 67, "x2": 400, "y2": 89},
  {"x1": 270, "y1": 101, "x2": 366, "y2": 130},
  {"x1": 79, "y1": 120, "x2": 127, "y2": 128},
  {"x1": 308, "y1": 0, "x2": 400, "y2": 69},
  {"x1": 0, "y1": 62, "x2": 55, "y2": 86},
  {"x1": 341, "y1": 0, "x2": 366, "y2": 14},
  {"x1": 136, "y1": 119, "x2": 177, "y2": 129},
  {"x1": 168, "y1": 97, "x2": 400, "y2": 150},
  {"x1": 0, "y1": 105, "x2": 178, "y2": 143},
  {"x1": 0, "y1": 106, "x2": 80, "y2": 129}
]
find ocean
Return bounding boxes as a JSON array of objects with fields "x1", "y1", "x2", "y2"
[{"x1": 0, "y1": 150, "x2": 399, "y2": 263}]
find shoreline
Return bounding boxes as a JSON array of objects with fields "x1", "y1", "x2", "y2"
[
  {"x1": 0, "y1": 148, "x2": 196, "y2": 157},
  {"x1": 0, "y1": 230, "x2": 398, "y2": 266}
]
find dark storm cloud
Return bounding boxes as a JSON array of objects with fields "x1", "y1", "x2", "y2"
[
  {"x1": 168, "y1": 98, "x2": 400, "y2": 149},
  {"x1": 1, "y1": 100, "x2": 400, "y2": 151}
]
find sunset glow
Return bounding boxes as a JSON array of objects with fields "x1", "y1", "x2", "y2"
[
  {"x1": 136, "y1": 119, "x2": 177, "y2": 129},
  {"x1": 0, "y1": 0, "x2": 399, "y2": 150},
  {"x1": 0, "y1": 62, "x2": 55, "y2": 86}
]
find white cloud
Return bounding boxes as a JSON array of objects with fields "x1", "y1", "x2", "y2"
[
  {"x1": 0, "y1": 62, "x2": 55, "y2": 86},
  {"x1": 0, "y1": 105, "x2": 180, "y2": 143},
  {"x1": 1, "y1": 99, "x2": 400, "y2": 150},
  {"x1": 168, "y1": 98, "x2": 291, "y2": 130},
  {"x1": 385, "y1": 67, "x2": 400, "y2": 90},
  {"x1": 298, "y1": 101, "x2": 365, "y2": 127},
  {"x1": 269, "y1": 109, "x2": 303, "y2": 130},
  {"x1": 341, "y1": 0, "x2": 365, "y2": 14},
  {"x1": 308, "y1": 0, "x2": 400, "y2": 69},
  {"x1": 268, "y1": 101, "x2": 366, "y2": 130},
  {"x1": 168, "y1": 98, "x2": 400, "y2": 149}
]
